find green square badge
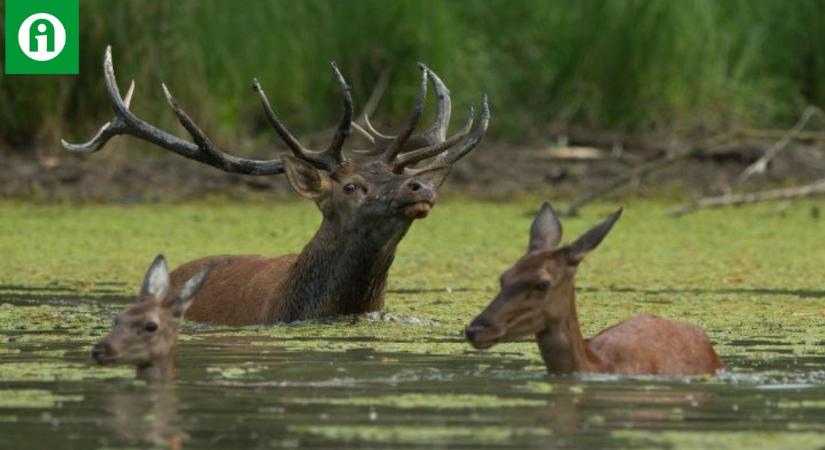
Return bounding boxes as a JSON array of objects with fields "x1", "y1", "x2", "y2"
[{"x1": 4, "y1": 0, "x2": 79, "y2": 74}]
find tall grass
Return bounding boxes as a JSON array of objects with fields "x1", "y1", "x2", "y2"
[{"x1": 2, "y1": 0, "x2": 824, "y2": 152}]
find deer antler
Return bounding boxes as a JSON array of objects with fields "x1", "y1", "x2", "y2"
[
  {"x1": 62, "y1": 46, "x2": 354, "y2": 175},
  {"x1": 252, "y1": 63, "x2": 352, "y2": 172},
  {"x1": 63, "y1": 47, "x2": 488, "y2": 176},
  {"x1": 354, "y1": 65, "x2": 490, "y2": 174}
]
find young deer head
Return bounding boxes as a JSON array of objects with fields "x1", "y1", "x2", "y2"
[
  {"x1": 465, "y1": 203, "x2": 622, "y2": 349},
  {"x1": 92, "y1": 255, "x2": 210, "y2": 381}
]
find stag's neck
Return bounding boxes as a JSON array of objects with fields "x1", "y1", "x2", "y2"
[
  {"x1": 279, "y1": 216, "x2": 410, "y2": 321},
  {"x1": 535, "y1": 287, "x2": 604, "y2": 374},
  {"x1": 135, "y1": 347, "x2": 177, "y2": 382}
]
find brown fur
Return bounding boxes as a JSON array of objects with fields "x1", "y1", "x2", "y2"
[
  {"x1": 168, "y1": 160, "x2": 450, "y2": 326},
  {"x1": 585, "y1": 313, "x2": 724, "y2": 375},
  {"x1": 172, "y1": 255, "x2": 296, "y2": 326},
  {"x1": 466, "y1": 203, "x2": 724, "y2": 376},
  {"x1": 92, "y1": 256, "x2": 209, "y2": 381}
]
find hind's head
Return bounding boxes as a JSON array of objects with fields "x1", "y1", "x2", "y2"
[
  {"x1": 91, "y1": 255, "x2": 210, "y2": 369},
  {"x1": 465, "y1": 203, "x2": 622, "y2": 349}
]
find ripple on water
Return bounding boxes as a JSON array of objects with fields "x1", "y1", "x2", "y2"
[{"x1": 2, "y1": 288, "x2": 825, "y2": 449}]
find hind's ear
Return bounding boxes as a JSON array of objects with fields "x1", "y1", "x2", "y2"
[
  {"x1": 528, "y1": 202, "x2": 563, "y2": 252},
  {"x1": 140, "y1": 255, "x2": 170, "y2": 302},
  {"x1": 168, "y1": 266, "x2": 212, "y2": 318},
  {"x1": 566, "y1": 208, "x2": 623, "y2": 263}
]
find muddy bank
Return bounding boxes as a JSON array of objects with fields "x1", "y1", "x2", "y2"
[{"x1": 3, "y1": 137, "x2": 824, "y2": 202}]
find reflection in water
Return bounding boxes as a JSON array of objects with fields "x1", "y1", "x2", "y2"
[
  {"x1": 105, "y1": 384, "x2": 184, "y2": 450},
  {"x1": 540, "y1": 394, "x2": 580, "y2": 434},
  {"x1": 3, "y1": 292, "x2": 825, "y2": 449}
]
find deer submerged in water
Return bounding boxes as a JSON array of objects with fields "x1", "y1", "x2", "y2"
[
  {"x1": 64, "y1": 46, "x2": 489, "y2": 326},
  {"x1": 464, "y1": 203, "x2": 724, "y2": 376},
  {"x1": 92, "y1": 255, "x2": 210, "y2": 382}
]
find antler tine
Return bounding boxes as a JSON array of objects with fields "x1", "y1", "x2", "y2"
[
  {"x1": 252, "y1": 64, "x2": 356, "y2": 171},
  {"x1": 351, "y1": 66, "x2": 451, "y2": 157},
  {"x1": 62, "y1": 46, "x2": 286, "y2": 175},
  {"x1": 252, "y1": 79, "x2": 311, "y2": 159},
  {"x1": 406, "y1": 93, "x2": 490, "y2": 174},
  {"x1": 418, "y1": 64, "x2": 452, "y2": 144},
  {"x1": 350, "y1": 122, "x2": 374, "y2": 143},
  {"x1": 391, "y1": 105, "x2": 475, "y2": 172},
  {"x1": 382, "y1": 67, "x2": 428, "y2": 163},
  {"x1": 161, "y1": 83, "x2": 230, "y2": 163},
  {"x1": 326, "y1": 62, "x2": 353, "y2": 166},
  {"x1": 60, "y1": 79, "x2": 134, "y2": 153},
  {"x1": 348, "y1": 114, "x2": 393, "y2": 155},
  {"x1": 363, "y1": 113, "x2": 392, "y2": 140}
]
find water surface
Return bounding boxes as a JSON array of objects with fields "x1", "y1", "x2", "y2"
[{"x1": 2, "y1": 288, "x2": 825, "y2": 450}]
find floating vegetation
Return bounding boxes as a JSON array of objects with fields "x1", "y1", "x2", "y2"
[
  {"x1": 0, "y1": 389, "x2": 83, "y2": 409},
  {"x1": 0, "y1": 362, "x2": 131, "y2": 382},
  {"x1": 288, "y1": 424, "x2": 554, "y2": 444},
  {"x1": 613, "y1": 430, "x2": 825, "y2": 450},
  {"x1": 282, "y1": 393, "x2": 546, "y2": 409},
  {"x1": 205, "y1": 364, "x2": 268, "y2": 380},
  {"x1": 2, "y1": 200, "x2": 825, "y2": 448}
]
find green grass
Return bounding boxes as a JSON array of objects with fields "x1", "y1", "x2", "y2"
[
  {"x1": 1, "y1": 198, "x2": 824, "y2": 361},
  {"x1": 3, "y1": 0, "x2": 825, "y2": 151}
]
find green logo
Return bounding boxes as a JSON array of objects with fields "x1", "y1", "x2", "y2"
[{"x1": 4, "y1": 0, "x2": 79, "y2": 74}]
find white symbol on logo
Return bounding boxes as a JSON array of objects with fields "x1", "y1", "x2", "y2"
[{"x1": 17, "y1": 13, "x2": 66, "y2": 62}]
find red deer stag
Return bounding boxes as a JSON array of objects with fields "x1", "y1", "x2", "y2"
[
  {"x1": 64, "y1": 47, "x2": 489, "y2": 325},
  {"x1": 92, "y1": 255, "x2": 211, "y2": 381},
  {"x1": 464, "y1": 203, "x2": 724, "y2": 376}
]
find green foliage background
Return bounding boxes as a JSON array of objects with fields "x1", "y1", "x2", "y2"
[{"x1": 2, "y1": 0, "x2": 825, "y2": 151}]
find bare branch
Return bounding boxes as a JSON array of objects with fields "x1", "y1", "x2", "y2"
[
  {"x1": 561, "y1": 133, "x2": 736, "y2": 216},
  {"x1": 738, "y1": 106, "x2": 825, "y2": 183},
  {"x1": 671, "y1": 178, "x2": 825, "y2": 217}
]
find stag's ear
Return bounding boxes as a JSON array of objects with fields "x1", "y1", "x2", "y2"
[
  {"x1": 167, "y1": 266, "x2": 211, "y2": 317},
  {"x1": 140, "y1": 255, "x2": 170, "y2": 302},
  {"x1": 566, "y1": 208, "x2": 623, "y2": 264},
  {"x1": 282, "y1": 155, "x2": 332, "y2": 200},
  {"x1": 412, "y1": 166, "x2": 451, "y2": 189},
  {"x1": 528, "y1": 202, "x2": 563, "y2": 252}
]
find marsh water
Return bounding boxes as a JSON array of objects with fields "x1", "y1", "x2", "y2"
[
  {"x1": 3, "y1": 287, "x2": 825, "y2": 450},
  {"x1": 2, "y1": 200, "x2": 825, "y2": 449}
]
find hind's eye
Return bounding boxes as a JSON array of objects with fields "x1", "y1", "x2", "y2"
[
  {"x1": 343, "y1": 183, "x2": 358, "y2": 194},
  {"x1": 534, "y1": 281, "x2": 552, "y2": 292},
  {"x1": 144, "y1": 322, "x2": 158, "y2": 332}
]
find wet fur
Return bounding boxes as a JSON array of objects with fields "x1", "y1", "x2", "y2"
[
  {"x1": 468, "y1": 203, "x2": 724, "y2": 376},
  {"x1": 174, "y1": 163, "x2": 418, "y2": 326},
  {"x1": 176, "y1": 224, "x2": 404, "y2": 326},
  {"x1": 585, "y1": 313, "x2": 724, "y2": 375}
]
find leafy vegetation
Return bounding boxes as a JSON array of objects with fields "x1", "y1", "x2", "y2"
[{"x1": 3, "y1": 0, "x2": 825, "y2": 150}]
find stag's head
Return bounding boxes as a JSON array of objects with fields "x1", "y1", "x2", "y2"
[
  {"x1": 465, "y1": 203, "x2": 622, "y2": 349},
  {"x1": 63, "y1": 48, "x2": 489, "y2": 233},
  {"x1": 274, "y1": 66, "x2": 488, "y2": 230},
  {"x1": 91, "y1": 255, "x2": 210, "y2": 368}
]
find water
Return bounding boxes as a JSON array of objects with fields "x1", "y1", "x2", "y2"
[{"x1": 2, "y1": 289, "x2": 825, "y2": 449}]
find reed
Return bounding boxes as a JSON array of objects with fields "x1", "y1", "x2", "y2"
[{"x1": 2, "y1": 0, "x2": 824, "y2": 151}]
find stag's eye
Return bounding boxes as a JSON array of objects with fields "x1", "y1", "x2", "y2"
[
  {"x1": 343, "y1": 183, "x2": 358, "y2": 194},
  {"x1": 534, "y1": 281, "x2": 552, "y2": 292},
  {"x1": 144, "y1": 322, "x2": 158, "y2": 333}
]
